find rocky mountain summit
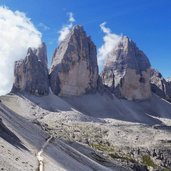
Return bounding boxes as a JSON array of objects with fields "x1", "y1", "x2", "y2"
[
  {"x1": 12, "y1": 43, "x2": 49, "y2": 95},
  {"x1": 150, "y1": 68, "x2": 171, "y2": 101},
  {"x1": 11, "y1": 26, "x2": 171, "y2": 102},
  {"x1": 101, "y1": 36, "x2": 151, "y2": 101},
  {"x1": 50, "y1": 25, "x2": 99, "y2": 96},
  {"x1": 12, "y1": 25, "x2": 99, "y2": 97}
]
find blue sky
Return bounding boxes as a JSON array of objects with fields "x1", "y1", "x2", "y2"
[{"x1": 1, "y1": 0, "x2": 171, "y2": 78}]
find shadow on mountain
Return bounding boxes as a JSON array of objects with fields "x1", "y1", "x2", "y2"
[
  {"x1": 18, "y1": 93, "x2": 73, "y2": 112},
  {"x1": 63, "y1": 93, "x2": 171, "y2": 125},
  {"x1": 14, "y1": 92, "x2": 171, "y2": 126},
  {"x1": 0, "y1": 119, "x2": 28, "y2": 151}
]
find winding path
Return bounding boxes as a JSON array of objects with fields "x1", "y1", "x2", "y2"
[{"x1": 37, "y1": 136, "x2": 53, "y2": 171}]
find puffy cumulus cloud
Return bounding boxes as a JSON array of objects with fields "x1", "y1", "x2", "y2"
[
  {"x1": 0, "y1": 6, "x2": 41, "y2": 95},
  {"x1": 98, "y1": 22, "x2": 121, "y2": 72},
  {"x1": 58, "y1": 12, "x2": 75, "y2": 42}
]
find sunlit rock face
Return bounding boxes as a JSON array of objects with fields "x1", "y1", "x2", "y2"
[
  {"x1": 101, "y1": 36, "x2": 151, "y2": 101},
  {"x1": 151, "y1": 69, "x2": 171, "y2": 101},
  {"x1": 50, "y1": 25, "x2": 99, "y2": 96},
  {"x1": 12, "y1": 43, "x2": 49, "y2": 95}
]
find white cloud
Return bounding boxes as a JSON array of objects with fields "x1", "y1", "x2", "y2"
[
  {"x1": 58, "y1": 23, "x2": 72, "y2": 43},
  {"x1": 0, "y1": 6, "x2": 41, "y2": 96},
  {"x1": 98, "y1": 22, "x2": 121, "y2": 72},
  {"x1": 58, "y1": 12, "x2": 75, "y2": 43},
  {"x1": 38, "y1": 22, "x2": 50, "y2": 31},
  {"x1": 68, "y1": 12, "x2": 75, "y2": 23}
]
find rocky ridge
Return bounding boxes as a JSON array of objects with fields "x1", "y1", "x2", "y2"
[{"x1": 11, "y1": 26, "x2": 171, "y2": 101}]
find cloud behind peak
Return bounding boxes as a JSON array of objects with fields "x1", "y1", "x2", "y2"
[
  {"x1": 98, "y1": 22, "x2": 121, "y2": 72},
  {"x1": 0, "y1": 6, "x2": 41, "y2": 95},
  {"x1": 58, "y1": 12, "x2": 76, "y2": 43}
]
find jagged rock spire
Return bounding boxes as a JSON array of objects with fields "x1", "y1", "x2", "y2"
[
  {"x1": 101, "y1": 36, "x2": 151, "y2": 100},
  {"x1": 150, "y1": 69, "x2": 171, "y2": 101},
  {"x1": 50, "y1": 25, "x2": 99, "y2": 96},
  {"x1": 11, "y1": 43, "x2": 49, "y2": 95}
]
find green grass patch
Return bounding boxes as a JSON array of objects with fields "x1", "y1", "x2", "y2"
[
  {"x1": 162, "y1": 168, "x2": 170, "y2": 171},
  {"x1": 91, "y1": 143, "x2": 114, "y2": 153},
  {"x1": 142, "y1": 155, "x2": 157, "y2": 168},
  {"x1": 109, "y1": 153, "x2": 135, "y2": 163},
  {"x1": 109, "y1": 153, "x2": 121, "y2": 159},
  {"x1": 91, "y1": 143, "x2": 136, "y2": 163}
]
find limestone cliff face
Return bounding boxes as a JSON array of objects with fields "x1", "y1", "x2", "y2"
[
  {"x1": 151, "y1": 69, "x2": 171, "y2": 101},
  {"x1": 50, "y1": 25, "x2": 99, "y2": 96},
  {"x1": 12, "y1": 43, "x2": 49, "y2": 95},
  {"x1": 101, "y1": 36, "x2": 151, "y2": 100},
  {"x1": 167, "y1": 79, "x2": 171, "y2": 101}
]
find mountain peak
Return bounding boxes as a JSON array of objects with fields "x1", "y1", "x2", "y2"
[
  {"x1": 11, "y1": 42, "x2": 49, "y2": 95},
  {"x1": 102, "y1": 36, "x2": 151, "y2": 100},
  {"x1": 105, "y1": 35, "x2": 151, "y2": 72},
  {"x1": 72, "y1": 25, "x2": 83, "y2": 31},
  {"x1": 50, "y1": 25, "x2": 98, "y2": 96}
]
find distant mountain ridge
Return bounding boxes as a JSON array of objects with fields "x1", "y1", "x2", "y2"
[{"x1": 11, "y1": 25, "x2": 171, "y2": 102}]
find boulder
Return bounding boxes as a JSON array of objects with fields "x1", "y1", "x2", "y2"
[
  {"x1": 101, "y1": 36, "x2": 151, "y2": 100},
  {"x1": 11, "y1": 43, "x2": 49, "y2": 95},
  {"x1": 50, "y1": 25, "x2": 98, "y2": 96}
]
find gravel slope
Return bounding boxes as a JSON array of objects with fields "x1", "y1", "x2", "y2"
[{"x1": 0, "y1": 93, "x2": 171, "y2": 170}]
